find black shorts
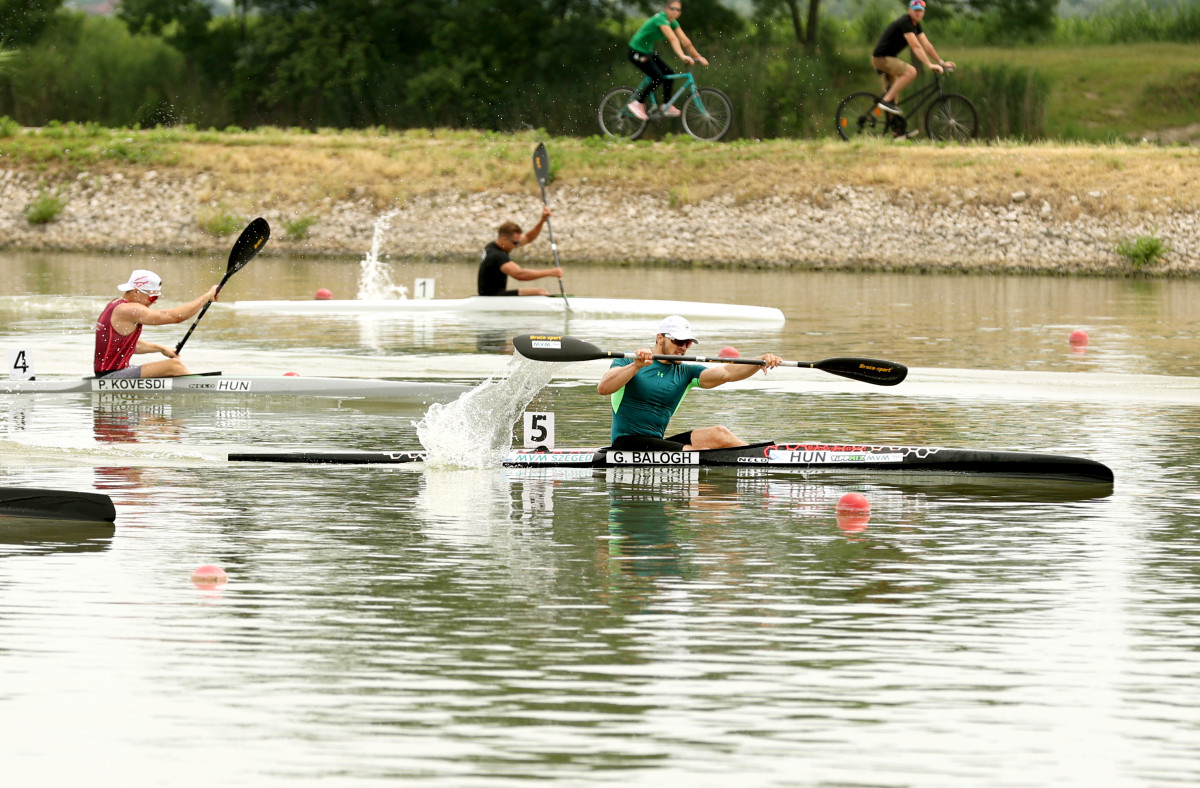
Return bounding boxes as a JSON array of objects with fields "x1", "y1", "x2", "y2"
[{"x1": 611, "y1": 431, "x2": 694, "y2": 452}]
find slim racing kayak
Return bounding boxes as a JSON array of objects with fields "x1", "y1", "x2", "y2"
[
  {"x1": 229, "y1": 441, "x2": 1114, "y2": 483},
  {"x1": 0, "y1": 374, "x2": 469, "y2": 400}
]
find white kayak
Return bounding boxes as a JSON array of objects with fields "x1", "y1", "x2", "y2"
[
  {"x1": 231, "y1": 295, "x2": 786, "y2": 322},
  {"x1": 0, "y1": 373, "x2": 469, "y2": 400}
]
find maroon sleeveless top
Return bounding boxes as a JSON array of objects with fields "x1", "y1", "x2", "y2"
[{"x1": 94, "y1": 299, "x2": 142, "y2": 374}]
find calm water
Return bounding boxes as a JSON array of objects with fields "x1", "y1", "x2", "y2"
[{"x1": 3, "y1": 251, "x2": 1200, "y2": 785}]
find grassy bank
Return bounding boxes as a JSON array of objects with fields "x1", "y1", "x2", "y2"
[{"x1": 2, "y1": 124, "x2": 1198, "y2": 221}]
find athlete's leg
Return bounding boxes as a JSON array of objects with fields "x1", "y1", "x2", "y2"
[
  {"x1": 683, "y1": 425, "x2": 746, "y2": 450},
  {"x1": 140, "y1": 357, "x2": 190, "y2": 378}
]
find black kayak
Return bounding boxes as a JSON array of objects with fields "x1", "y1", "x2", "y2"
[{"x1": 229, "y1": 440, "x2": 1113, "y2": 484}]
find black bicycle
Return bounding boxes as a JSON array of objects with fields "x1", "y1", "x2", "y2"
[{"x1": 835, "y1": 68, "x2": 978, "y2": 142}]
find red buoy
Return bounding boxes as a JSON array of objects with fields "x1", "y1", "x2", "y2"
[
  {"x1": 1069, "y1": 329, "x2": 1089, "y2": 346},
  {"x1": 191, "y1": 565, "x2": 228, "y2": 589},
  {"x1": 315, "y1": 288, "x2": 333, "y2": 300},
  {"x1": 719, "y1": 346, "x2": 740, "y2": 359}
]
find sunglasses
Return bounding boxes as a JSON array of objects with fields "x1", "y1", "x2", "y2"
[{"x1": 665, "y1": 335, "x2": 695, "y2": 348}]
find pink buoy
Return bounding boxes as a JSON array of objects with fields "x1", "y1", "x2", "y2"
[
  {"x1": 1069, "y1": 329, "x2": 1089, "y2": 346},
  {"x1": 191, "y1": 565, "x2": 228, "y2": 589},
  {"x1": 283, "y1": 371, "x2": 300, "y2": 377},
  {"x1": 315, "y1": 288, "x2": 333, "y2": 300},
  {"x1": 719, "y1": 346, "x2": 740, "y2": 359}
]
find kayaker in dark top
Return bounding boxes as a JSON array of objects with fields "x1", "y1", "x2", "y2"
[
  {"x1": 476, "y1": 207, "x2": 563, "y2": 296},
  {"x1": 871, "y1": 0, "x2": 955, "y2": 125}
]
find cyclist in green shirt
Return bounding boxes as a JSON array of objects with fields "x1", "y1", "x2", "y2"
[{"x1": 625, "y1": 2, "x2": 709, "y2": 122}]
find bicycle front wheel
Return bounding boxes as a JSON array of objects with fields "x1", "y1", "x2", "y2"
[
  {"x1": 835, "y1": 92, "x2": 891, "y2": 140},
  {"x1": 681, "y1": 87, "x2": 733, "y2": 141},
  {"x1": 925, "y1": 93, "x2": 978, "y2": 142},
  {"x1": 598, "y1": 88, "x2": 647, "y2": 140}
]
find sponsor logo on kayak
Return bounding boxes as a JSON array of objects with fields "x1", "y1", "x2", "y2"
[
  {"x1": 93, "y1": 378, "x2": 172, "y2": 391},
  {"x1": 736, "y1": 456, "x2": 769, "y2": 463},
  {"x1": 606, "y1": 450, "x2": 699, "y2": 465},
  {"x1": 767, "y1": 449, "x2": 905, "y2": 464},
  {"x1": 217, "y1": 380, "x2": 252, "y2": 391},
  {"x1": 508, "y1": 451, "x2": 594, "y2": 464}
]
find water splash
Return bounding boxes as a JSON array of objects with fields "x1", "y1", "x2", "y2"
[
  {"x1": 415, "y1": 355, "x2": 559, "y2": 469},
  {"x1": 357, "y1": 210, "x2": 409, "y2": 301}
]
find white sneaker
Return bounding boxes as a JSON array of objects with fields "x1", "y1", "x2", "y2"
[
  {"x1": 663, "y1": 106, "x2": 682, "y2": 118},
  {"x1": 626, "y1": 101, "x2": 648, "y2": 121}
]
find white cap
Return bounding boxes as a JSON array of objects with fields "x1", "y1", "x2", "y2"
[
  {"x1": 657, "y1": 315, "x2": 698, "y2": 343},
  {"x1": 118, "y1": 269, "x2": 162, "y2": 293}
]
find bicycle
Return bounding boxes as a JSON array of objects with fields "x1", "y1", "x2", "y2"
[
  {"x1": 598, "y1": 70, "x2": 733, "y2": 142},
  {"x1": 835, "y1": 68, "x2": 978, "y2": 142}
]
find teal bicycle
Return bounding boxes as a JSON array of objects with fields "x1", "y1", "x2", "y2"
[{"x1": 598, "y1": 70, "x2": 733, "y2": 142}]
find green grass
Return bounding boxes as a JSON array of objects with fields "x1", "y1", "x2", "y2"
[
  {"x1": 962, "y1": 43, "x2": 1200, "y2": 140},
  {"x1": 1114, "y1": 232, "x2": 1170, "y2": 270},
  {"x1": 24, "y1": 191, "x2": 65, "y2": 224}
]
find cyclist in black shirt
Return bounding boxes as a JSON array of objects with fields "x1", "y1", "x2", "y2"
[
  {"x1": 871, "y1": 0, "x2": 955, "y2": 122},
  {"x1": 477, "y1": 207, "x2": 563, "y2": 296}
]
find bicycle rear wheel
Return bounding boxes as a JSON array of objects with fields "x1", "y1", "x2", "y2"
[
  {"x1": 598, "y1": 88, "x2": 647, "y2": 140},
  {"x1": 925, "y1": 93, "x2": 978, "y2": 142},
  {"x1": 835, "y1": 92, "x2": 892, "y2": 140},
  {"x1": 681, "y1": 88, "x2": 732, "y2": 141}
]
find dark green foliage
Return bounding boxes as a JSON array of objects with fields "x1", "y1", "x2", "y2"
[{"x1": 0, "y1": 0, "x2": 64, "y2": 46}]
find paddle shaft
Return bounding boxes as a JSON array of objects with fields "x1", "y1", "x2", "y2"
[
  {"x1": 512, "y1": 334, "x2": 907, "y2": 386},
  {"x1": 532, "y1": 144, "x2": 570, "y2": 310}
]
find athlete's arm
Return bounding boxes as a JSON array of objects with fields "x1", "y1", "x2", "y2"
[
  {"x1": 675, "y1": 29, "x2": 707, "y2": 65},
  {"x1": 907, "y1": 32, "x2": 942, "y2": 72},
  {"x1": 134, "y1": 339, "x2": 179, "y2": 359},
  {"x1": 598, "y1": 352, "x2": 652, "y2": 396},
  {"x1": 519, "y1": 207, "x2": 551, "y2": 245},
  {"x1": 499, "y1": 262, "x2": 562, "y2": 281},
  {"x1": 917, "y1": 33, "x2": 950, "y2": 69},
  {"x1": 662, "y1": 26, "x2": 693, "y2": 65},
  {"x1": 698, "y1": 354, "x2": 782, "y2": 389},
  {"x1": 116, "y1": 287, "x2": 219, "y2": 330}
]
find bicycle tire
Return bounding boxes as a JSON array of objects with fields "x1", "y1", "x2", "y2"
[
  {"x1": 835, "y1": 92, "x2": 892, "y2": 141},
  {"x1": 681, "y1": 87, "x2": 733, "y2": 141},
  {"x1": 925, "y1": 93, "x2": 978, "y2": 142},
  {"x1": 598, "y1": 88, "x2": 647, "y2": 141}
]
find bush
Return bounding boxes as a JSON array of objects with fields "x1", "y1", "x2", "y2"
[
  {"x1": 284, "y1": 215, "x2": 318, "y2": 241},
  {"x1": 24, "y1": 191, "x2": 65, "y2": 224},
  {"x1": 1114, "y1": 232, "x2": 1170, "y2": 270},
  {"x1": 197, "y1": 207, "x2": 243, "y2": 237}
]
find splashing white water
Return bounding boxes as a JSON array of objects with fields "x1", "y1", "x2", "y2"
[
  {"x1": 357, "y1": 210, "x2": 409, "y2": 301},
  {"x1": 415, "y1": 355, "x2": 559, "y2": 469}
]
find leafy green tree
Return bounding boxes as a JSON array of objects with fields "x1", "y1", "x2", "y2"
[
  {"x1": 0, "y1": 0, "x2": 64, "y2": 45},
  {"x1": 752, "y1": 0, "x2": 822, "y2": 48}
]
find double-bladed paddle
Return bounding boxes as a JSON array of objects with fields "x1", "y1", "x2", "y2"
[
  {"x1": 512, "y1": 334, "x2": 908, "y2": 386},
  {"x1": 532, "y1": 143, "x2": 570, "y2": 312},
  {"x1": 175, "y1": 217, "x2": 271, "y2": 354}
]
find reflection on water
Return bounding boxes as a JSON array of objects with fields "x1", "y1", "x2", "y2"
[{"x1": 3, "y1": 251, "x2": 1200, "y2": 784}]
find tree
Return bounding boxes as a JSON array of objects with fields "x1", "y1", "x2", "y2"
[
  {"x1": 752, "y1": 0, "x2": 822, "y2": 49},
  {"x1": 0, "y1": 0, "x2": 64, "y2": 46}
]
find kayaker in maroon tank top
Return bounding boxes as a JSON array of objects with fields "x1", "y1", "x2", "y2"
[{"x1": 93, "y1": 269, "x2": 219, "y2": 379}]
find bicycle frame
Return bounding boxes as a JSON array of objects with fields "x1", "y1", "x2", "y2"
[
  {"x1": 892, "y1": 71, "x2": 949, "y2": 117},
  {"x1": 631, "y1": 71, "x2": 699, "y2": 116}
]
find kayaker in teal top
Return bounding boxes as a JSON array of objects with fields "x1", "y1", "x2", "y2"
[
  {"x1": 599, "y1": 315, "x2": 781, "y2": 451},
  {"x1": 624, "y1": 2, "x2": 709, "y2": 122}
]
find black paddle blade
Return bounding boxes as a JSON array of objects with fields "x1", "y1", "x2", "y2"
[
  {"x1": 223, "y1": 217, "x2": 270, "y2": 283},
  {"x1": 813, "y1": 357, "x2": 908, "y2": 386},
  {"x1": 0, "y1": 487, "x2": 116, "y2": 522},
  {"x1": 513, "y1": 334, "x2": 609, "y2": 362},
  {"x1": 532, "y1": 143, "x2": 550, "y2": 187}
]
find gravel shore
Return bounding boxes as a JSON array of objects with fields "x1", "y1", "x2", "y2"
[{"x1": 2, "y1": 169, "x2": 1196, "y2": 275}]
